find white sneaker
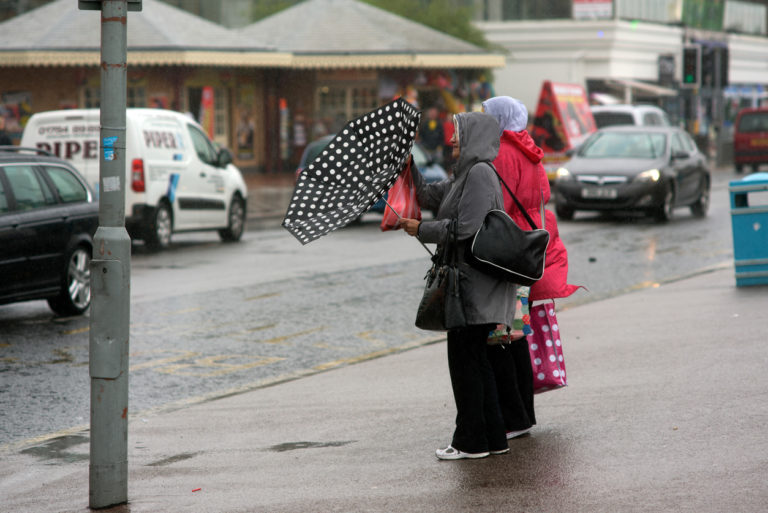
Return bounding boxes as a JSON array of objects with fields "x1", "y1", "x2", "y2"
[
  {"x1": 506, "y1": 428, "x2": 531, "y2": 440},
  {"x1": 435, "y1": 446, "x2": 490, "y2": 460},
  {"x1": 490, "y1": 447, "x2": 510, "y2": 455}
]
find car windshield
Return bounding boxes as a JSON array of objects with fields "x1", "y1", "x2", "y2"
[
  {"x1": 579, "y1": 131, "x2": 667, "y2": 159},
  {"x1": 737, "y1": 112, "x2": 768, "y2": 133}
]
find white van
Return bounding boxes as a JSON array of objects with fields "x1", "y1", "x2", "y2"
[
  {"x1": 590, "y1": 104, "x2": 670, "y2": 128},
  {"x1": 21, "y1": 108, "x2": 248, "y2": 249}
]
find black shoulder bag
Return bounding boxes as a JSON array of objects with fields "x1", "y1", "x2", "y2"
[
  {"x1": 415, "y1": 219, "x2": 466, "y2": 331},
  {"x1": 467, "y1": 167, "x2": 550, "y2": 286}
]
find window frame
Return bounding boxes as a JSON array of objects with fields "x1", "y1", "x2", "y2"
[{"x1": 41, "y1": 164, "x2": 91, "y2": 204}]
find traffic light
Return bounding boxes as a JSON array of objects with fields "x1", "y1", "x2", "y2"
[
  {"x1": 682, "y1": 45, "x2": 700, "y2": 88},
  {"x1": 701, "y1": 46, "x2": 729, "y2": 88}
]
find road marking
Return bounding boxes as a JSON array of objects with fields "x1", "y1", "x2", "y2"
[
  {"x1": 257, "y1": 326, "x2": 325, "y2": 345},
  {"x1": 129, "y1": 351, "x2": 201, "y2": 372},
  {"x1": 156, "y1": 354, "x2": 285, "y2": 377},
  {"x1": 222, "y1": 323, "x2": 277, "y2": 338}
]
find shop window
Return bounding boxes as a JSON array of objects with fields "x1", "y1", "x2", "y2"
[
  {"x1": 316, "y1": 84, "x2": 378, "y2": 133},
  {"x1": 214, "y1": 87, "x2": 227, "y2": 138},
  {"x1": 127, "y1": 86, "x2": 146, "y2": 108},
  {"x1": 83, "y1": 87, "x2": 100, "y2": 108},
  {"x1": 478, "y1": 0, "x2": 571, "y2": 21},
  {"x1": 187, "y1": 86, "x2": 229, "y2": 146}
]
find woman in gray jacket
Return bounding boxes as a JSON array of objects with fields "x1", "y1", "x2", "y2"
[{"x1": 399, "y1": 111, "x2": 517, "y2": 460}]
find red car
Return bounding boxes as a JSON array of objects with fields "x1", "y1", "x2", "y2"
[{"x1": 733, "y1": 106, "x2": 768, "y2": 173}]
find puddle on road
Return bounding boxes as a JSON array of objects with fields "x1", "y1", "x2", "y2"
[
  {"x1": 266, "y1": 441, "x2": 356, "y2": 452},
  {"x1": 20, "y1": 434, "x2": 89, "y2": 464}
]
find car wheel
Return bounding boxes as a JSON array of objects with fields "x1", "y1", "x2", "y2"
[
  {"x1": 690, "y1": 181, "x2": 710, "y2": 218},
  {"x1": 219, "y1": 195, "x2": 246, "y2": 242},
  {"x1": 735, "y1": 164, "x2": 744, "y2": 174},
  {"x1": 555, "y1": 203, "x2": 574, "y2": 220},
  {"x1": 145, "y1": 202, "x2": 172, "y2": 250},
  {"x1": 653, "y1": 182, "x2": 674, "y2": 223},
  {"x1": 47, "y1": 245, "x2": 91, "y2": 316}
]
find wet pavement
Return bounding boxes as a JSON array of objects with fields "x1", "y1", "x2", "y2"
[{"x1": 1, "y1": 265, "x2": 766, "y2": 512}]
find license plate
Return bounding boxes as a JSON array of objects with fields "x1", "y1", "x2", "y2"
[
  {"x1": 581, "y1": 186, "x2": 617, "y2": 199},
  {"x1": 750, "y1": 138, "x2": 768, "y2": 147}
]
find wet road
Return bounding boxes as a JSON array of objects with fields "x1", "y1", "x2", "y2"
[{"x1": 0, "y1": 168, "x2": 738, "y2": 449}]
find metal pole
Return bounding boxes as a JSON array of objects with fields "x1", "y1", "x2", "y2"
[{"x1": 88, "y1": 0, "x2": 131, "y2": 508}]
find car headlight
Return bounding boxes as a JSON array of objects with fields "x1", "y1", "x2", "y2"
[
  {"x1": 555, "y1": 167, "x2": 573, "y2": 181},
  {"x1": 635, "y1": 169, "x2": 660, "y2": 182}
]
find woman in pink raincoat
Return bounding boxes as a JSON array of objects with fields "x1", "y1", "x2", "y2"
[{"x1": 482, "y1": 96, "x2": 579, "y2": 439}]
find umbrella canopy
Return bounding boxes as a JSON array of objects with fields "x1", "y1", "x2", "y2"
[{"x1": 283, "y1": 97, "x2": 421, "y2": 244}]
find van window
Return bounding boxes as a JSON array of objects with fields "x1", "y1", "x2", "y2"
[
  {"x1": 44, "y1": 166, "x2": 88, "y2": 203},
  {"x1": 593, "y1": 112, "x2": 635, "y2": 128},
  {"x1": 643, "y1": 112, "x2": 662, "y2": 126},
  {"x1": 188, "y1": 124, "x2": 218, "y2": 165},
  {"x1": 737, "y1": 112, "x2": 768, "y2": 133},
  {"x1": 3, "y1": 165, "x2": 55, "y2": 211}
]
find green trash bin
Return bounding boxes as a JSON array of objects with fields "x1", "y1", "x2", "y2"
[{"x1": 729, "y1": 172, "x2": 768, "y2": 286}]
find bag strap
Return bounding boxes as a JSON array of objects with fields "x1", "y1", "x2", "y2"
[{"x1": 488, "y1": 166, "x2": 543, "y2": 231}]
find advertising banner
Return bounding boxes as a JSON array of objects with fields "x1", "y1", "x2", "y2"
[{"x1": 531, "y1": 81, "x2": 597, "y2": 181}]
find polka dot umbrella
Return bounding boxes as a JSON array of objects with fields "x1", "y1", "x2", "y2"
[{"x1": 282, "y1": 97, "x2": 421, "y2": 245}]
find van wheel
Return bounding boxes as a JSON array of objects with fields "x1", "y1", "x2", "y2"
[
  {"x1": 145, "y1": 202, "x2": 172, "y2": 250},
  {"x1": 219, "y1": 195, "x2": 245, "y2": 242},
  {"x1": 47, "y1": 244, "x2": 91, "y2": 316}
]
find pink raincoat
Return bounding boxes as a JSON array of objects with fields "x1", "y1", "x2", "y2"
[{"x1": 493, "y1": 130, "x2": 579, "y2": 301}]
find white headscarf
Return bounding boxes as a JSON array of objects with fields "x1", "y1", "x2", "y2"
[{"x1": 482, "y1": 96, "x2": 528, "y2": 135}]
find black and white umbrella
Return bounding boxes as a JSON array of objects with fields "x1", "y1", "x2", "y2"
[{"x1": 282, "y1": 97, "x2": 421, "y2": 245}]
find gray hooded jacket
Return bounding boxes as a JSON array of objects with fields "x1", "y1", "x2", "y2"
[{"x1": 413, "y1": 111, "x2": 517, "y2": 327}]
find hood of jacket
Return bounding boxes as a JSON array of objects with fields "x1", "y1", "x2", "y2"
[
  {"x1": 502, "y1": 129, "x2": 543, "y2": 164},
  {"x1": 454, "y1": 112, "x2": 500, "y2": 177}
]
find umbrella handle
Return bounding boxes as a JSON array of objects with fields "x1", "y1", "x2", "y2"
[{"x1": 382, "y1": 197, "x2": 433, "y2": 257}]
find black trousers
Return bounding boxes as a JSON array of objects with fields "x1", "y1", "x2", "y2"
[
  {"x1": 447, "y1": 324, "x2": 508, "y2": 454},
  {"x1": 488, "y1": 338, "x2": 536, "y2": 431}
]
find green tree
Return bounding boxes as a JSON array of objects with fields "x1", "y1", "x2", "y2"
[
  {"x1": 251, "y1": 0, "x2": 298, "y2": 21},
  {"x1": 250, "y1": 0, "x2": 490, "y2": 49},
  {"x1": 362, "y1": 0, "x2": 490, "y2": 48}
]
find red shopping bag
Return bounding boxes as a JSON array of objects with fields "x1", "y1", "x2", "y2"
[
  {"x1": 380, "y1": 158, "x2": 421, "y2": 231},
  {"x1": 527, "y1": 302, "x2": 567, "y2": 393}
]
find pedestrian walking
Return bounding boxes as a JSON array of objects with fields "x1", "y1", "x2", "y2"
[
  {"x1": 481, "y1": 96, "x2": 579, "y2": 438},
  {"x1": 418, "y1": 107, "x2": 444, "y2": 165},
  {"x1": 0, "y1": 116, "x2": 13, "y2": 146},
  {"x1": 398, "y1": 111, "x2": 515, "y2": 460}
]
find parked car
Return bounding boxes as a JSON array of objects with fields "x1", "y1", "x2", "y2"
[
  {"x1": 554, "y1": 126, "x2": 710, "y2": 222},
  {"x1": 591, "y1": 104, "x2": 670, "y2": 128},
  {"x1": 0, "y1": 146, "x2": 99, "y2": 315},
  {"x1": 295, "y1": 135, "x2": 448, "y2": 214},
  {"x1": 733, "y1": 106, "x2": 768, "y2": 173},
  {"x1": 21, "y1": 108, "x2": 248, "y2": 250}
]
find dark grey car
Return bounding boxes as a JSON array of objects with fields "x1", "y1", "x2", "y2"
[
  {"x1": 554, "y1": 126, "x2": 710, "y2": 222},
  {"x1": 0, "y1": 147, "x2": 98, "y2": 315}
]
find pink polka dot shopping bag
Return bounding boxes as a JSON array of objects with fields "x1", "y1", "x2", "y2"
[{"x1": 528, "y1": 301, "x2": 567, "y2": 393}]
